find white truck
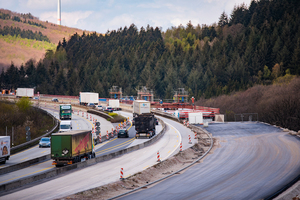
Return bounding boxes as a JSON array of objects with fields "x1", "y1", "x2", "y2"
[
  {"x1": 188, "y1": 112, "x2": 203, "y2": 124},
  {"x1": 59, "y1": 120, "x2": 72, "y2": 132},
  {"x1": 0, "y1": 136, "x2": 10, "y2": 164},
  {"x1": 109, "y1": 99, "x2": 120, "y2": 110},
  {"x1": 79, "y1": 92, "x2": 99, "y2": 106},
  {"x1": 16, "y1": 88, "x2": 34, "y2": 98},
  {"x1": 133, "y1": 100, "x2": 151, "y2": 117}
]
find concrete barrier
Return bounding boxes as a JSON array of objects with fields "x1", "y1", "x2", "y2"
[{"x1": 0, "y1": 119, "x2": 166, "y2": 193}]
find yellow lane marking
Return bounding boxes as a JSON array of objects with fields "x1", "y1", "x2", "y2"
[
  {"x1": 177, "y1": 140, "x2": 178, "y2": 143},
  {"x1": 12, "y1": 145, "x2": 37, "y2": 157},
  {"x1": 41, "y1": 150, "x2": 47, "y2": 153},
  {"x1": 0, "y1": 166, "x2": 55, "y2": 184},
  {"x1": 168, "y1": 150, "x2": 171, "y2": 154},
  {"x1": 143, "y1": 165, "x2": 149, "y2": 169},
  {"x1": 174, "y1": 145, "x2": 176, "y2": 148},
  {"x1": 96, "y1": 138, "x2": 136, "y2": 155},
  {"x1": 106, "y1": 137, "x2": 118, "y2": 143},
  {"x1": 21, "y1": 157, "x2": 28, "y2": 161},
  {"x1": 124, "y1": 174, "x2": 131, "y2": 178}
]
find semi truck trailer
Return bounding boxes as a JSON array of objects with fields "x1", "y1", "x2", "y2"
[
  {"x1": 16, "y1": 88, "x2": 34, "y2": 98},
  {"x1": 0, "y1": 136, "x2": 10, "y2": 164},
  {"x1": 108, "y1": 99, "x2": 120, "y2": 110},
  {"x1": 51, "y1": 130, "x2": 95, "y2": 167},
  {"x1": 79, "y1": 92, "x2": 99, "y2": 106},
  {"x1": 135, "y1": 113, "x2": 156, "y2": 139},
  {"x1": 133, "y1": 100, "x2": 151, "y2": 117}
]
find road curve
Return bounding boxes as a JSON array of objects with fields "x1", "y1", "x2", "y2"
[
  {"x1": 120, "y1": 122, "x2": 300, "y2": 200},
  {"x1": 0, "y1": 116, "x2": 196, "y2": 199}
]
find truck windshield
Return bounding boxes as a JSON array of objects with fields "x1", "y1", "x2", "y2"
[
  {"x1": 61, "y1": 110, "x2": 71, "y2": 113},
  {"x1": 60, "y1": 125, "x2": 70, "y2": 129}
]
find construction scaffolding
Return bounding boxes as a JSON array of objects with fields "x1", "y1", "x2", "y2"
[
  {"x1": 173, "y1": 88, "x2": 189, "y2": 103},
  {"x1": 109, "y1": 86, "x2": 122, "y2": 99},
  {"x1": 137, "y1": 86, "x2": 154, "y2": 102}
]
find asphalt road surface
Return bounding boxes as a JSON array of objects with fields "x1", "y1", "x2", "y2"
[
  {"x1": 120, "y1": 122, "x2": 300, "y2": 200},
  {"x1": 0, "y1": 115, "x2": 196, "y2": 200}
]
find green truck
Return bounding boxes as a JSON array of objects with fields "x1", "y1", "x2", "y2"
[
  {"x1": 51, "y1": 130, "x2": 95, "y2": 167},
  {"x1": 59, "y1": 104, "x2": 72, "y2": 120}
]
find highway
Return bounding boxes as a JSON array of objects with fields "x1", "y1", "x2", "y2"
[
  {"x1": 119, "y1": 122, "x2": 300, "y2": 200},
  {"x1": 0, "y1": 115, "x2": 196, "y2": 200},
  {"x1": 0, "y1": 104, "x2": 113, "y2": 169}
]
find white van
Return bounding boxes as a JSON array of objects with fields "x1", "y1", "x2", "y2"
[
  {"x1": 59, "y1": 120, "x2": 72, "y2": 132},
  {"x1": 97, "y1": 105, "x2": 103, "y2": 110}
]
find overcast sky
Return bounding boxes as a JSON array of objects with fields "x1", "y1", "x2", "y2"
[{"x1": 1, "y1": 0, "x2": 251, "y2": 33}]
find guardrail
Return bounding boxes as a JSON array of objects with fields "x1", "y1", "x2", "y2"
[
  {"x1": 109, "y1": 116, "x2": 213, "y2": 199},
  {"x1": 10, "y1": 107, "x2": 59, "y2": 154},
  {"x1": 0, "y1": 119, "x2": 166, "y2": 193}
]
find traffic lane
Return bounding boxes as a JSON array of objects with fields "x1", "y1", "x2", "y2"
[
  {"x1": 0, "y1": 108, "x2": 89, "y2": 168},
  {"x1": 95, "y1": 125, "x2": 135, "y2": 156},
  {"x1": 0, "y1": 116, "x2": 184, "y2": 200},
  {"x1": 0, "y1": 145, "x2": 50, "y2": 169},
  {"x1": 0, "y1": 159, "x2": 55, "y2": 186},
  {"x1": 95, "y1": 123, "x2": 162, "y2": 156},
  {"x1": 155, "y1": 116, "x2": 197, "y2": 155},
  {"x1": 120, "y1": 122, "x2": 300, "y2": 200}
]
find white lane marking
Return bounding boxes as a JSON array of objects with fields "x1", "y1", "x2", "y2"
[{"x1": 162, "y1": 121, "x2": 182, "y2": 160}]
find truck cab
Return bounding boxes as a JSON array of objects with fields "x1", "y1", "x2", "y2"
[{"x1": 59, "y1": 120, "x2": 72, "y2": 132}]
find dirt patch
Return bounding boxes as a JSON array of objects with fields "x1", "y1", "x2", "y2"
[{"x1": 57, "y1": 132, "x2": 219, "y2": 200}]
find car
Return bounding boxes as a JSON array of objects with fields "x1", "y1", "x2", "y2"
[
  {"x1": 105, "y1": 106, "x2": 113, "y2": 112},
  {"x1": 132, "y1": 118, "x2": 135, "y2": 126},
  {"x1": 33, "y1": 96, "x2": 39, "y2": 100},
  {"x1": 97, "y1": 105, "x2": 103, "y2": 110},
  {"x1": 155, "y1": 118, "x2": 158, "y2": 125},
  {"x1": 118, "y1": 129, "x2": 129, "y2": 138},
  {"x1": 52, "y1": 98, "x2": 59, "y2": 102},
  {"x1": 87, "y1": 103, "x2": 96, "y2": 108},
  {"x1": 39, "y1": 137, "x2": 51, "y2": 148}
]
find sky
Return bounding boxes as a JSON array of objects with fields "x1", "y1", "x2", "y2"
[{"x1": 0, "y1": 0, "x2": 251, "y2": 33}]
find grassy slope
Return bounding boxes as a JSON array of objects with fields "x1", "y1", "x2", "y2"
[{"x1": 0, "y1": 9, "x2": 88, "y2": 70}]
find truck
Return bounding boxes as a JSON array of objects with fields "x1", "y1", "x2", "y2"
[
  {"x1": 79, "y1": 92, "x2": 99, "y2": 106},
  {"x1": 108, "y1": 99, "x2": 120, "y2": 110},
  {"x1": 16, "y1": 88, "x2": 34, "y2": 98},
  {"x1": 133, "y1": 100, "x2": 151, "y2": 117},
  {"x1": 51, "y1": 130, "x2": 95, "y2": 167},
  {"x1": 188, "y1": 112, "x2": 203, "y2": 124},
  {"x1": 0, "y1": 136, "x2": 10, "y2": 164},
  {"x1": 59, "y1": 120, "x2": 72, "y2": 132},
  {"x1": 59, "y1": 104, "x2": 72, "y2": 120},
  {"x1": 135, "y1": 113, "x2": 156, "y2": 139}
]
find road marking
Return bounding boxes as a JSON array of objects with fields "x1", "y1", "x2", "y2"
[
  {"x1": 96, "y1": 138, "x2": 136, "y2": 155},
  {"x1": 161, "y1": 121, "x2": 182, "y2": 161},
  {"x1": 174, "y1": 145, "x2": 176, "y2": 148},
  {"x1": 12, "y1": 145, "x2": 37, "y2": 157},
  {"x1": 21, "y1": 157, "x2": 28, "y2": 161},
  {"x1": 41, "y1": 150, "x2": 47, "y2": 153},
  {"x1": 107, "y1": 138, "x2": 118, "y2": 143},
  {"x1": 0, "y1": 166, "x2": 55, "y2": 184},
  {"x1": 168, "y1": 150, "x2": 171, "y2": 154},
  {"x1": 143, "y1": 165, "x2": 149, "y2": 169}
]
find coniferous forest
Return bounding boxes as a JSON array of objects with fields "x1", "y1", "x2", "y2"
[{"x1": 1, "y1": 0, "x2": 300, "y2": 101}]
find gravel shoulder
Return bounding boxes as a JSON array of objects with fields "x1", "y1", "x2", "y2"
[{"x1": 57, "y1": 131, "x2": 216, "y2": 200}]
